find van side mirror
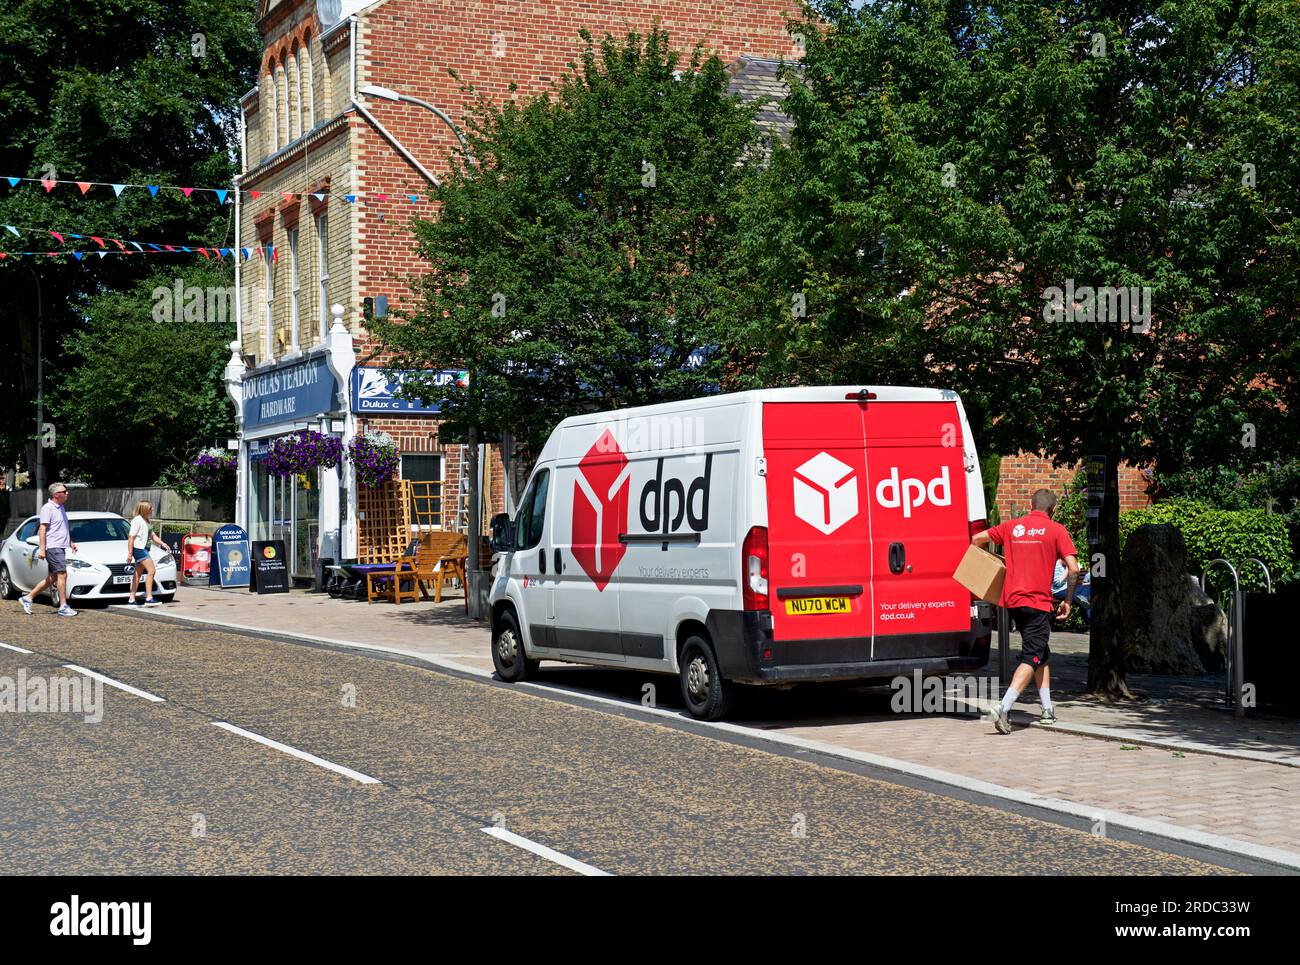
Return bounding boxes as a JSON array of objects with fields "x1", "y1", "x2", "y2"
[{"x1": 489, "y1": 513, "x2": 515, "y2": 552}]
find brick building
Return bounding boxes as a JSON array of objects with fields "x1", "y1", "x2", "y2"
[
  {"x1": 223, "y1": 0, "x2": 799, "y2": 580},
  {"x1": 994, "y1": 453, "x2": 1152, "y2": 521}
]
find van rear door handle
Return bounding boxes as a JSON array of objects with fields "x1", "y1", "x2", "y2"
[
  {"x1": 538, "y1": 549, "x2": 547, "y2": 575},
  {"x1": 554, "y1": 548, "x2": 562, "y2": 574},
  {"x1": 888, "y1": 542, "x2": 906, "y2": 574}
]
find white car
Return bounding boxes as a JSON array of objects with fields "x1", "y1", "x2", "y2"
[{"x1": 0, "y1": 511, "x2": 178, "y2": 605}]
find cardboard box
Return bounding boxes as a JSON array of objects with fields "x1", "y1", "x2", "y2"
[{"x1": 953, "y1": 544, "x2": 1005, "y2": 604}]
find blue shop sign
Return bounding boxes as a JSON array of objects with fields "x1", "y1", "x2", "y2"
[
  {"x1": 351, "y1": 367, "x2": 468, "y2": 414},
  {"x1": 242, "y1": 355, "x2": 338, "y2": 430}
]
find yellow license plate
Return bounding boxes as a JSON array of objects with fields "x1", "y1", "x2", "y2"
[{"x1": 784, "y1": 596, "x2": 851, "y2": 616}]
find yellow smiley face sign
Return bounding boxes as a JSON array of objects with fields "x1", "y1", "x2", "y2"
[{"x1": 262, "y1": 545, "x2": 277, "y2": 560}]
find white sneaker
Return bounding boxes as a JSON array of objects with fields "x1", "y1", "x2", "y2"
[
  {"x1": 56, "y1": 605, "x2": 78, "y2": 617},
  {"x1": 19, "y1": 595, "x2": 33, "y2": 615}
]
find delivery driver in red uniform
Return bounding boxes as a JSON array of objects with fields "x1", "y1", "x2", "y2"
[{"x1": 973, "y1": 489, "x2": 1080, "y2": 732}]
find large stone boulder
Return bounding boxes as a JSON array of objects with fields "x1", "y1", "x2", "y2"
[
  {"x1": 1120, "y1": 524, "x2": 1210, "y2": 675},
  {"x1": 1187, "y1": 576, "x2": 1229, "y2": 672}
]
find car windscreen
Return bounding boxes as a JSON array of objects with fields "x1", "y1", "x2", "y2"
[{"x1": 70, "y1": 518, "x2": 132, "y2": 542}]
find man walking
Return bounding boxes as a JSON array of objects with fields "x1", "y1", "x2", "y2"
[
  {"x1": 973, "y1": 489, "x2": 1079, "y2": 732},
  {"x1": 18, "y1": 483, "x2": 79, "y2": 617}
]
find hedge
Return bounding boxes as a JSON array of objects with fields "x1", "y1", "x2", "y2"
[{"x1": 1119, "y1": 498, "x2": 1293, "y2": 591}]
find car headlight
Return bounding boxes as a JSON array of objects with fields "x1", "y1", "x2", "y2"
[
  {"x1": 67, "y1": 558, "x2": 96, "y2": 569},
  {"x1": 158, "y1": 553, "x2": 175, "y2": 566}
]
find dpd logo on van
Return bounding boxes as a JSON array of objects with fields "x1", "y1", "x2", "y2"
[{"x1": 572, "y1": 430, "x2": 628, "y2": 591}]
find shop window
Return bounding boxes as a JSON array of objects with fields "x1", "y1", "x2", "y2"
[{"x1": 402, "y1": 453, "x2": 443, "y2": 528}]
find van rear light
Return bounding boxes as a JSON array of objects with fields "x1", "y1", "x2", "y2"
[
  {"x1": 742, "y1": 525, "x2": 769, "y2": 611},
  {"x1": 969, "y1": 518, "x2": 988, "y2": 542}
]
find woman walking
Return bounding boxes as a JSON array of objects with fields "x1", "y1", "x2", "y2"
[{"x1": 126, "y1": 501, "x2": 169, "y2": 607}]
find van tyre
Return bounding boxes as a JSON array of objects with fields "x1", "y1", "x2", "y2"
[
  {"x1": 680, "y1": 635, "x2": 732, "y2": 721},
  {"x1": 493, "y1": 610, "x2": 538, "y2": 682}
]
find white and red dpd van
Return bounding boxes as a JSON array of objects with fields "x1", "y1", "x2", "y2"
[{"x1": 488, "y1": 386, "x2": 994, "y2": 719}]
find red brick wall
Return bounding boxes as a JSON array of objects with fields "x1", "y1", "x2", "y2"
[
  {"x1": 351, "y1": 0, "x2": 800, "y2": 358},
  {"x1": 995, "y1": 453, "x2": 1152, "y2": 520}
]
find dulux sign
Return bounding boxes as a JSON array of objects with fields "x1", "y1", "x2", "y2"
[
  {"x1": 242, "y1": 354, "x2": 338, "y2": 430},
  {"x1": 351, "y1": 367, "x2": 468, "y2": 414}
]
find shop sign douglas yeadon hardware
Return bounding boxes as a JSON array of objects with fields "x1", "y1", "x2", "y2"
[{"x1": 242, "y1": 354, "x2": 339, "y2": 430}]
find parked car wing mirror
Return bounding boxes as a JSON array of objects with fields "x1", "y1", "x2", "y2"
[{"x1": 25, "y1": 536, "x2": 39, "y2": 546}]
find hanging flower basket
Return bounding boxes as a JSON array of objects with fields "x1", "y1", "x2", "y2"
[
  {"x1": 264, "y1": 430, "x2": 343, "y2": 478},
  {"x1": 189, "y1": 448, "x2": 237, "y2": 489},
  {"x1": 348, "y1": 430, "x2": 400, "y2": 489}
]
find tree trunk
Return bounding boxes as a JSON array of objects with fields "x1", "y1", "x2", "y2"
[{"x1": 1086, "y1": 453, "x2": 1134, "y2": 697}]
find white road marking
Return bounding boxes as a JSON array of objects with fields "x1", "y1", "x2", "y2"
[
  {"x1": 211, "y1": 721, "x2": 381, "y2": 785},
  {"x1": 62, "y1": 664, "x2": 165, "y2": 702},
  {"x1": 0, "y1": 642, "x2": 33, "y2": 654},
  {"x1": 480, "y1": 826, "x2": 611, "y2": 876}
]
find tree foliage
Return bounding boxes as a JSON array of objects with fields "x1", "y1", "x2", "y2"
[
  {"x1": 49, "y1": 263, "x2": 237, "y2": 486},
  {"x1": 0, "y1": 0, "x2": 259, "y2": 476}
]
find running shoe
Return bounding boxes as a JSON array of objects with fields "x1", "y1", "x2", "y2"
[
  {"x1": 986, "y1": 703, "x2": 1012, "y2": 734},
  {"x1": 19, "y1": 595, "x2": 33, "y2": 615},
  {"x1": 55, "y1": 605, "x2": 78, "y2": 617},
  {"x1": 1039, "y1": 705, "x2": 1057, "y2": 725}
]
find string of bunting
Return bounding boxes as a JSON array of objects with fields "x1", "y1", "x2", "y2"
[
  {"x1": 0, "y1": 221, "x2": 272, "y2": 261},
  {"x1": 1, "y1": 174, "x2": 430, "y2": 206},
  {"x1": 0, "y1": 249, "x2": 278, "y2": 261}
]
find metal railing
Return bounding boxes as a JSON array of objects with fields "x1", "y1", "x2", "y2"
[{"x1": 1200, "y1": 558, "x2": 1273, "y2": 718}]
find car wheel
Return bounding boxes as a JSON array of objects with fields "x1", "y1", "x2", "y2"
[
  {"x1": 680, "y1": 635, "x2": 732, "y2": 721},
  {"x1": 0, "y1": 564, "x2": 15, "y2": 600},
  {"x1": 492, "y1": 609, "x2": 537, "y2": 682}
]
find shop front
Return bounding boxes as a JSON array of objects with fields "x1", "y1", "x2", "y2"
[{"x1": 232, "y1": 341, "x2": 354, "y2": 583}]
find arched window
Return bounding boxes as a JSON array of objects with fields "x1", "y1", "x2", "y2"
[
  {"x1": 266, "y1": 67, "x2": 279, "y2": 153},
  {"x1": 276, "y1": 61, "x2": 289, "y2": 147},
  {"x1": 287, "y1": 51, "x2": 300, "y2": 142},
  {"x1": 300, "y1": 44, "x2": 314, "y2": 130}
]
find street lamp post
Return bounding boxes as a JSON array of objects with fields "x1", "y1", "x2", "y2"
[{"x1": 357, "y1": 83, "x2": 490, "y2": 618}]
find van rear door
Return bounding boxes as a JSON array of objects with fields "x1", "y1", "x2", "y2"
[
  {"x1": 864, "y1": 401, "x2": 970, "y2": 656},
  {"x1": 762, "y1": 402, "x2": 875, "y2": 649}
]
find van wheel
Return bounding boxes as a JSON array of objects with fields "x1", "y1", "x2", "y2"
[
  {"x1": 0, "y1": 564, "x2": 14, "y2": 600},
  {"x1": 680, "y1": 636, "x2": 732, "y2": 721},
  {"x1": 493, "y1": 610, "x2": 538, "y2": 682}
]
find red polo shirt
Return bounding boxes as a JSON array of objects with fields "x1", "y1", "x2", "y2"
[{"x1": 984, "y1": 511, "x2": 1077, "y2": 612}]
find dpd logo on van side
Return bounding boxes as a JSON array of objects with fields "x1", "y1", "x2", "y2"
[{"x1": 572, "y1": 430, "x2": 628, "y2": 591}]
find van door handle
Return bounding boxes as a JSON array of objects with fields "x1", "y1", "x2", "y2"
[
  {"x1": 888, "y1": 542, "x2": 906, "y2": 574},
  {"x1": 538, "y1": 549, "x2": 547, "y2": 575},
  {"x1": 554, "y1": 548, "x2": 562, "y2": 574}
]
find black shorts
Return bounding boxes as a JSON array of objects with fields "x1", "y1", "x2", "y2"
[{"x1": 1012, "y1": 607, "x2": 1052, "y2": 668}]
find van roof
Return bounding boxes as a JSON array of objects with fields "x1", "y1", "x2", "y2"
[{"x1": 551, "y1": 385, "x2": 963, "y2": 431}]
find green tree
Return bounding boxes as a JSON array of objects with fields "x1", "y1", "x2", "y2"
[
  {"x1": 371, "y1": 28, "x2": 766, "y2": 457},
  {"x1": 49, "y1": 262, "x2": 237, "y2": 486},
  {"x1": 0, "y1": 0, "x2": 259, "y2": 481},
  {"x1": 739, "y1": 0, "x2": 1300, "y2": 695}
]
